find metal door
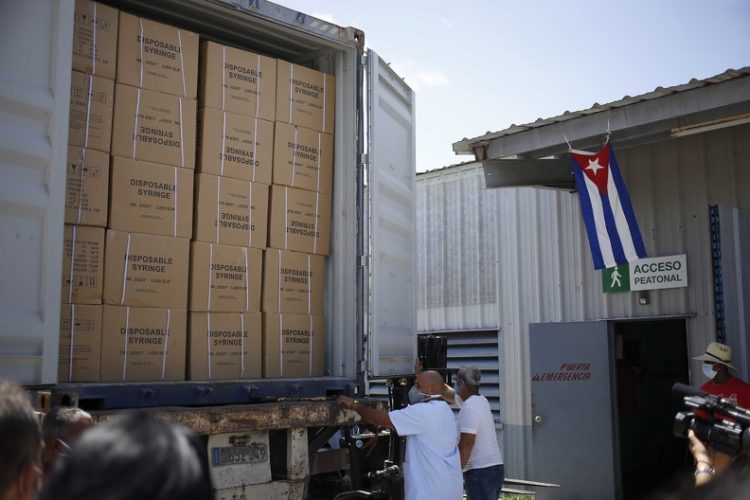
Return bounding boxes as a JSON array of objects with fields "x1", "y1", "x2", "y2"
[
  {"x1": 367, "y1": 49, "x2": 416, "y2": 377},
  {"x1": 530, "y1": 321, "x2": 619, "y2": 499},
  {"x1": 0, "y1": 0, "x2": 74, "y2": 383}
]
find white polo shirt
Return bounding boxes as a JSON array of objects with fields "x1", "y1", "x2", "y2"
[
  {"x1": 456, "y1": 394, "x2": 503, "y2": 471},
  {"x1": 389, "y1": 399, "x2": 463, "y2": 500}
]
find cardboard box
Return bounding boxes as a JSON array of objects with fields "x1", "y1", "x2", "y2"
[
  {"x1": 72, "y1": 0, "x2": 119, "y2": 79},
  {"x1": 62, "y1": 225, "x2": 104, "y2": 304},
  {"x1": 102, "y1": 230, "x2": 189, "y2": 308},
  {"x1": 275, "y1": 61, "x2": 335, "y2": 134},
  {"x1": 58, "y1": 304, "x2": 102, "y2": 382},
  {"x1": 68, "y1": 70, "x2": 114, "y2": 153},
  {"x1": 65, "y1": 146, "x2": 109, "y2": 226},
  {"x1": 109, "y1": 157, "x2": 194, "y2": 238},
  {"x1": 116, "y1": 12, "x2": 199, "y2": 98},
  {"x1": 189, "y1": 242, "x2": 262, "y2": 312},
  {"x1": 188, "y1": 312, "x2": 262, "y2": 380},
  {"x1": 263, "y1": 313, "x2": 324, "y2": 378},
  {"x1": 272, "y1": 122, "x2": 333, "y2": 194},
  {"x1": 268, "y1": 185, "x2": 330, "y2": 255},
  {"x1": 111, "y1": 84, "x2": 197, "y2": 169},
  {"x1": 193, "y1": 174, "x2": 269, "y2": 248},
  {"x1": 262, "y1": 249, "x2": 325, "y2": 314},
  {"x1": 197, "y1": 108, "x2": 274, "y2": 184},
  {"x1": 101, "y1": 305, "x2": 186, "y2": 381},
  {"x1": 199, "y1": 41, "x2": 276, "y2": 120}
]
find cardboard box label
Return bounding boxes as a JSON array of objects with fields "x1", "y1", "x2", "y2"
[
  {"x1": 68, "y1": 70, "x2": 114, "y2": 153},
  {"x1": 117, "y1": 12, "x2": 199, "y2": 98},
  {"x1": 101, "y1": 306, "x2": 186, "y2": 381},
  {"x1": 111, "y1": 84, "x2": 197, "y2": 169},
  {"x1": 268, "y1": 185, "x2": 331, "y2": 255},
  {"x1": 188, "y1": 312, "x2": 262, "y2": 380},
  {"x1": 193, "y1": 174, "x2": 269, "y2": 248},
  {"x1": 72, "y1": 0, "x2": 119, "y2": 79},
  {"x1": 190, "y1": 242, "x2": 262, "y2": 312},
  {"x1": 273, "y1": 122, "x2": 333, "y2": 194},
  {"x1": 199, "y1": 41, "x2": 276, "y2": 120},
  {"x1": 59, "y1": 304, "x2": 102, "y2": 382},
  {"x1": 103, "y1": 230, "x2": 189, "y2": 308},
  {"x1": 263, "y1": 313, "x2": 324, "y2": 378},
  {"x1": 62, "y1": 225, "x2": 104, "y2": 304},
  {"x1": 262, "y1": 249, "x2": 325, "y2": 314},
  {"x1": 109, "y1": 157, "x2": 194, "y2": 238},
  {"x1": 197, "y1": 108, "x2": 274, "y2": 184},
  {"x1": 65, "y1": 146, "x2": 109, "y2": 227},
  {"x1": 275, "y1": 61, "x2": 335, "y2": 134}
]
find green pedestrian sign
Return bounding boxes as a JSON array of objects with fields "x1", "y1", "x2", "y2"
[
  {"x1": 602, "y1": 255, "x2": 688, "y2": 293},
  {"x1": 602, "y1": 263, "x2": 630, "y2": 293}
]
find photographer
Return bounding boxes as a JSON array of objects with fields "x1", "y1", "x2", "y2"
[
  {"x1": 694, "y1": 342, "x2": 750, "y2": 408},
  {"x1": 673, "y1": 382, "x2": 750, "y2": 494}
]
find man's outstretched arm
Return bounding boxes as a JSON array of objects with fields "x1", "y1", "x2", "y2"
[{"x1": 337, "y1": 396, "x2": 395, "y2": 430}]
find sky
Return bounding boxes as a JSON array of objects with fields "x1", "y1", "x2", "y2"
[{"x1": 275, "y1": 0, "x2": 750, "y2": 172}]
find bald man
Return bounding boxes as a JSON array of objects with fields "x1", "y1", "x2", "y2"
[{"x1": 338, "y1": 370, "x2": 463, "y2": 500}]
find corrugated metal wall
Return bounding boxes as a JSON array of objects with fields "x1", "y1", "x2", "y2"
[
  {"x1": 499, "y1": 124, "x2": 750, "y2": 478},
  {"x1": 413, "y1": 125, "x2": 750, "y2": 479},
  {"x1": 416, "y1": 164, "x2": 498, "y2": 331}
]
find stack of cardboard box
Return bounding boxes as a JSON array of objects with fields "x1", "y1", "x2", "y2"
[
  {"x1": 60, "y1": 0, "x2": 120, "y2": 383},
  {"x1": 100, "y1": 11, "x2": 199, "y2": 382},
  {"x1": 187, "y1": 42, "x2": 276, "y2": 380},
  {"x1": 262, "y1": 62, "x2": 335, "y2": 378},
  {"x1": 60, "y1": 4, "x2": 338, "y2": 383}
]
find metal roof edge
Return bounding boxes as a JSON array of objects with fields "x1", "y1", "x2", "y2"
[{"x1": 453, "y1": 67, "x2": 750, "y2": 158}]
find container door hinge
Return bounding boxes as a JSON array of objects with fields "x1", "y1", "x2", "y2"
[{"x1": 358, "y1": 254, "x2": 369, "y2": 268}]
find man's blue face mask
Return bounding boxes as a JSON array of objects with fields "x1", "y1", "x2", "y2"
[
  {"x1": 702, "y1": 363, "x2": 717, "y2": 380},
  {"x1": 408, "y1": 385, "x2": 429, "y2": 404}
]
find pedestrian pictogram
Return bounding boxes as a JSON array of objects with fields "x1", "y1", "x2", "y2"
[{"x1": 602, "y1": 263, "x2": 630, "y2": 292}]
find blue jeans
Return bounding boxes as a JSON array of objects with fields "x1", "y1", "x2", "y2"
[{"x1": 463, "y1": 464, "x2": 505, "y2": 500}]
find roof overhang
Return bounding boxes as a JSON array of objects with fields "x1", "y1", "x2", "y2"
[{"x1": 454, "y1": 72, "x2": 750, "y2": 162}]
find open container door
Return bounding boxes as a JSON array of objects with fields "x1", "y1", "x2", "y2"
[
  {"x1": 366, "y1": 49, "x2": 416, "y2": 378},
  {"x1": 0, "y1": 0, "x2": 74, "y2": 384}
]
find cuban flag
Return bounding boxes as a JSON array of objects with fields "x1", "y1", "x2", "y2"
[{"x1": 570, "y1": 140, "x2": 647, "y2": 270}]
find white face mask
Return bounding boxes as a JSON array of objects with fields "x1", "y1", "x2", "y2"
[{"x1": 702, "y1": 363, "x2": 717, "y2": 380}]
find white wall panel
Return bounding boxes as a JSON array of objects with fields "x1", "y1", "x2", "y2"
[{"x1": 416, "y1": 165, "x2": 498, "y2": 331}]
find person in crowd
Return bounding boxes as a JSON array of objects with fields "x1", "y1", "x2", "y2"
[
  {"x1": 687, "y1": 429, "x2": 736, "y2": 488},
  {"x1": 0, "y1": 380, "x2": 43, "y2": 500},
  {"x1": 694, "y1": 342, "x2": 750, "y2": 408},
  {"x1": 437, "y1": 366, "x2": 504, "y2": 500},
  {"x1": 40, "y1": 412, "x2": 212, "y2": 500},
  {"x1": 337, "y1": 370, "x2": 463, "y2": 500},
  {"x1": 41, "y1": 406, "x2": 93, "y2": 477}
]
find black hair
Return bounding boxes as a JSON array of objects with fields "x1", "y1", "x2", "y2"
[
  {"x1": 40, "y1": 412, "x2": 212, "y2": 500},
  {"x1": 42, "y1": 406, "x2": 91, "y2": 443},
  {"x1": 0, "y1": 380, "x2": 41, "y2": 496}
]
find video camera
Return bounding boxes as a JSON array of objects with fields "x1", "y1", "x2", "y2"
[{"x1": 673, "y1": 383, "x2": 750, "y2": 458}]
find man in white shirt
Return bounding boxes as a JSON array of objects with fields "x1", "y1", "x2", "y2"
[
  {"x1": 337, "y1": 370, "x2": 463, "y2": 500},
  {"x1": 442, "y1": 366, "x2": 504, "y2": 500}
]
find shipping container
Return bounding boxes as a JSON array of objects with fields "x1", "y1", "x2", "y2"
[{"x1": 0, "y1": 0, "x2": 416, "y2": 497}]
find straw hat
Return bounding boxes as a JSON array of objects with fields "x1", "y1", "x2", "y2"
[{"x1": 693, "y1": 342, "x2": 737, "y2": 370}]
